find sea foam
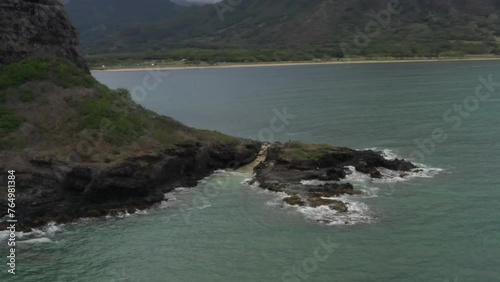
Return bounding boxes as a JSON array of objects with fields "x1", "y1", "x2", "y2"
[
  {"x1": 246, "y1": 147, "x2": 444, "y2": 226},
  {"x1": 294, "y1": 199, "x2": 373, "y2": 226}
]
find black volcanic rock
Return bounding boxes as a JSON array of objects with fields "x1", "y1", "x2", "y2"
[
  {"x1": 253, "y1": 143, "x2": 417, "y2": 215},
  {"x1": 0, "y1": 0, "x2": 89, "y2": 72},
  {"x1": 1, "y1": 141, "x2": 260, "y2": 229}
]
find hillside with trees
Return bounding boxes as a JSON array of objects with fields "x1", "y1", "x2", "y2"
[{"x1": 65, "y1": 0, "x2": 500, "y2": 64}]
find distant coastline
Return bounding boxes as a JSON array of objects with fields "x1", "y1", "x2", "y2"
[{"x1": 91, "y1": 56, "x2": 500, "y2": 72}]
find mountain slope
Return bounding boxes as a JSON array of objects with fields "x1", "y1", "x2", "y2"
[
  {"x1": 64, "y1": 0, "x2": 186, "y2": 42},
  {"x1": 66, "y1": 0, "x2": 500, "y2": 59}
]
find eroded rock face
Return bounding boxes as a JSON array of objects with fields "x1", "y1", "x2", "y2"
[
  {"x1": 0, "y1": 141, "x2": 261, "y2": 230},
  {"x1": 253, "y1": 143, "x2": 417, "y2": 216},
  {"x1": 0, "y1": 0, "x2": 89, "y2": 72}
]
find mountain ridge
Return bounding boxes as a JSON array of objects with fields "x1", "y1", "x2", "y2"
[{"x1": 66, "y1": 0, "x2": 500, "y2": 60}]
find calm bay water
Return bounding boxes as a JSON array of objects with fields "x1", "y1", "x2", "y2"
[{"x1": 2, "y1": 61, "x2": 500, "y2": 281}]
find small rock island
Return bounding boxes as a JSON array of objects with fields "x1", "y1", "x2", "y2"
[{"x1": 252, "y1": 142, "x2": 417, "y2": 214}]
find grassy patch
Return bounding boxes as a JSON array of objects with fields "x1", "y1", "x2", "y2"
[
  {"x1": 77, "y1": 86, "x2": 146, "y2": 146},
  {"x1": 193, "y1": 129, "x2": 239, "y2": 144},
  {"x1": 284, "y1": 148, "x2": 325, "y2": 161},
  {"x1": 0, "y1": 58, "x2": 97, "y2": 90},
  {"x1": 0, "y1": 139, "x2": 27, "y2": 151},
  {"x1": 74, "y1": 87, "x2": 164, "y2": 146},
  {"x1": 0, "y1": 57, "x2": 244, "y2": 151},
  {"x1": 0, "y1": 107, "x2": 23, "y2": 137},
  {"x1": 152, "y1": 128, "x2": 184, "y2": 146},
  {"x1": 313, "y1": 144, "x2": 336, "y2": 150},
  {"x1": 19, "y1": 89, "x2": 34, "y2": 102},
  {"x1": 53, "y1": 61, "x2": 96, "y2": 88},
  {"x1": 286, "y1": 140, "x2": 306, "y2": 148},
  {"x1": 283, "y1": 141, "x2": 338, "y2": 161},
  {"x1": 286, "y1": 141, "x2": 336, "y2": 150},
  {"x1": 0, "y1": 58, "x2": 50, "y2": 90}
]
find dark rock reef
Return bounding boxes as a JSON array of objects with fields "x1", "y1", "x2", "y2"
[
  {"x1": 253, "y1": 142, "x2": 416, "y2": 215},
  {"x1": 0, "y1": 0, "x2": 89, "y2": 72},
  {"x1": 0, "y1": 141, "x2": 261, "y2": 231}
]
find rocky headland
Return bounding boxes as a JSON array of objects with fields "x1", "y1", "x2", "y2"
[
  {"x1": 0, "y1": 0, "x2": 261, "y2": 231},
  {"x1": 252, "y1": 142, "x2": 417, "y2": 215}
]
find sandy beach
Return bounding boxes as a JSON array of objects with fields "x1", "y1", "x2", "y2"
[{"x1": 91, "y1": 57, "x2": 500, "y2": 72}]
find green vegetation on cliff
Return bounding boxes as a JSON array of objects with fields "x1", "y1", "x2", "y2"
[
  {"x1": 0, "y1": 58, "x2": 244, "y2": 159},
  {"x1": 66, "y1": 0, "x2": 500, "y2": 65},
  {"x1": 0, "y1": 58, "x2": 94, "y2": 90},
  {"x1": 281, "y1": 141, "x2": 337, "y2": 162},
  {"x1": 0, "y1": 108, "x2": 23, "y2": 137}
]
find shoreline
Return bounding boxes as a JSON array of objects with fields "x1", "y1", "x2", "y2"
[{"x1": 91, "y1": 57, "x2": 500, "y2": 72}]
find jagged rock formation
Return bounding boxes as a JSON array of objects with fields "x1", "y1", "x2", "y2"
[
  {"x1": 0, "y1": 0, "x2": 89, "y2": 72},
  {"x1": 1, "y1": 141, "x2": 260, "y2": 230},
  {"x1": 253, "y1": 143, "x2": 417, "y2": 218}
]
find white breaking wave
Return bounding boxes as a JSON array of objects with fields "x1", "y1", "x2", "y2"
[
  {"x1": 196, "y1": 169, "x2": 228, "y2": 184},
  {"x1": 242, "y1": 147, "x2": 444, "y2": 226},
  {"x1": 296, "y1": 200, "x2": 373, "y2": 226},
  {"x1": 300, "y1": 179, "x2": 337, "y2": 186},
  {"x1": 242, "y1": 177, "x2": 254, "y2": 185},
  {"x1": 251, "y1": 180, "x2": 375, "y2": 226},
  {"x1": 0, "y1": 231, "x2": 10, "y2": 241},
  {"x1": 134, "y1": 209, "x2": 150, "y2": 215},
  {"x1": 375, "y1": 167, "x2": 443, "y2": 183},
  {"x1": 357, "y1": 185, "x2": 380, "y2": 198},
  {"x1": 365, "y1": 147, "x2": 399, "y2": 160},
  {"x1": 363, "y1": 148, "x2": 445, "y2": 181},
  {"x1": 31, "y1": 222, "x2": 64, "y2": 237},
  {"x1": 265, "y1": 191, "x2": 290, "y2": 207},
  {"x1": 243, "y1": 178, "x2": 260, "y2": 188},
  {"x1": 157, "y1": 186, "x2": 192, "y2": 209},
  {"x1": 347, "y1": 146, "x2": 445, "y2": 184},
  {"x1": 198, "y1": 204, "x2": 212, "y2": 210},
  {"x1": 20, "y1": 238, "x2": 54, "y2": 244},
  {"x1": 112, "y1": 208, "x2": 151, "y2": 218},
  {"x1": 0, "y1": 221, "x2": 66, "y2": 245},
  {"x1": 115, "y1": 211, "x2": 131, "y2": 218},
  {"x1": 74, "y1": 217, "x2": 100, "y2": 224},
  {"x1": 344, "y1": 166, "x2": 372, "y2": 183}
]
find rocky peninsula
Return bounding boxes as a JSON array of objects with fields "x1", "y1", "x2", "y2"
[
  {"x1": 0, "y1": 0, "x2": 260, "y2": 231},
  {"x1": 252, "y1": 142, "x2": 417, "y2": 215}
]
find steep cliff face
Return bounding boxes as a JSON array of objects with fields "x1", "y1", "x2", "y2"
[
  {"x1": 0, "y1": 0, "x2": 89, "y2": 72},
  {"x1": 68, "y1": 0, "x2": 500, "y2": 57},
  {"x1": 1, "y1": 139, "x2": 260, "y2": 230}
]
